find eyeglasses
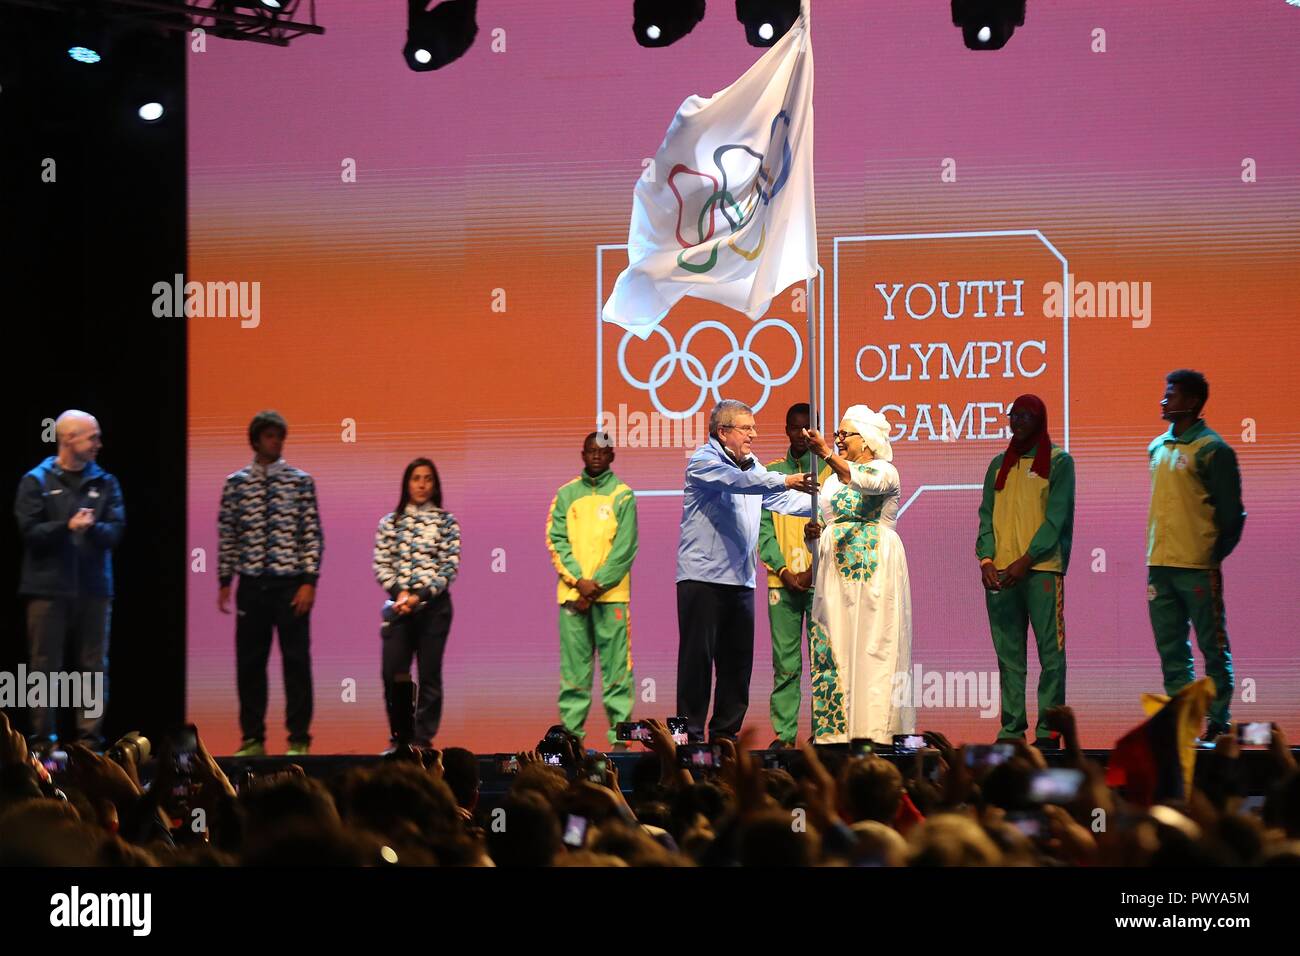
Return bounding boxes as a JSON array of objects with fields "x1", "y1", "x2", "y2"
[
  {"x1": 833, "y1": 430, "x2": 861, "y2": 440},
  {"x1": 723, "y1": 424, "x2": 758, "y2": 435}
]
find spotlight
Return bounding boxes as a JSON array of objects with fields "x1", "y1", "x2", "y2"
[
  {"x1": 67, "y1": 7, "x2": 109, "y2": 65},
  {"x1": 634, "y1": 0, "x2": 706, "y2": 48},
  {"x1": 735, "y1": 0, "x2": 799, "y2": 47},
  {"x1": 114, "y1": 28, "x2": 179, "y2": 126},
  {"x1": 404, "y1": 0, "x2": 478, "y2": 72},
  {"x1": 951, "y1": 0, "x2": 1026, "y2": 51}
]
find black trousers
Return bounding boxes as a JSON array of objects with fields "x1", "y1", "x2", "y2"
[
  {"x1": 381, "y1": 591, "x2": 452, "y2": 745},
  {"x1": 25, "y1": 596, "x2": 111, "y2": 743},
  {"x1": 235, "y1": 576, "x2": 313, "y2": 744},
  {"x1": 676, "y1": 580, "x2": 755, "y2": 742}
]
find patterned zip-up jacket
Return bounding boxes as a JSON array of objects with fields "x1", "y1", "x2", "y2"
[
  {"x1": 373, "y1": 503, "x2": 461, "y2": 600},
  {"x1": 217, "y1": 458, "x2": 323, "y2": 586}
]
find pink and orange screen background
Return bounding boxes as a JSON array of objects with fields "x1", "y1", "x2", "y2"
[{"x1": 187, "y1": 2, "x2": 1300, "y2": 753}]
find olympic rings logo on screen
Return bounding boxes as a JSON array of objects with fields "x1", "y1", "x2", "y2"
[{"x1": 616, "y1": 318, "x2": 803, "y2": 420}]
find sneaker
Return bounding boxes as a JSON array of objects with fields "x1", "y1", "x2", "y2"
[
  {"x1": 1032, "y1": 735, "x2": 1061, "y2": 751},
  {"x1": 286, "y1": 740, "x2": 311, "y2": 757},
  {"x1": 1200, "y1": 722, "x2": 1231, "y2": 745},
  {"x1": 768, "y1": 738, "x2": 794, "y2": 750},
  {"x1": 234, "y1": 738, "x2": 265, "y2": 757}
]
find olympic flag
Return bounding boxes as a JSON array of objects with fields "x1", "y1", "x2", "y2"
[{"x1": 601, "y1": 2, "x2": 817, "y2": 340}]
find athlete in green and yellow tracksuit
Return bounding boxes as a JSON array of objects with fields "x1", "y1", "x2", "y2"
[
  {"x1": 1147, "y1": 371, "x2": 1246, "y2": 736},
  {"x1": 546, "y1": 432, "x2": 638, "y2": 745},
  {"x1": 757, "y1": 403, "x2": 816, "y2": 747},
  {"x1": 976, "y1": 395, "x2": 1075, "y2": 744}
]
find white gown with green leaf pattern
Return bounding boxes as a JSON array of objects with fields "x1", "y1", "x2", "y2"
[{"x1": 808, "y1": 458, "x2": 914, "y2": 743}]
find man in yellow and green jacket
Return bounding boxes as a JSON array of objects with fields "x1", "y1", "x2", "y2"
[
  {"x1": 546, "y1": 432, "x2": 639, "y2": 746},
  {"x1": 1148, "y1": 369, "x2": 1246, "y2": 739},
  {"x1": 976, "y1": 394, "x2": 1075, "y2": 746},
  {"x1": 757, "y1": 403, "x2": 817, "y2": 748}
]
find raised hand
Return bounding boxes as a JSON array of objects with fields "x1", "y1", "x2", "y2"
[{"x1": 801, "y1": 428, "x2": 834, "y2": 458}]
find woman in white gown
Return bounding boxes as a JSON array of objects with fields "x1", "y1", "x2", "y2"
[{"x1": 802, "y1": 406, "x2": 913, "y2": 744}]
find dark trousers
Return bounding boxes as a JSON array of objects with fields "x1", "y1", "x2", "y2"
[
  {"x1": 235, "y1": 576, "x2": 313, "y2": 744},
  {"x1": 676, "y1": 580, "x2": 755, "y2": 742},
  {"x1": 381, "y1": 592, "x2": 452, "y2": 745},
  {"x1": 25, "y1": 596, "x2": 111, "y2": 743}
]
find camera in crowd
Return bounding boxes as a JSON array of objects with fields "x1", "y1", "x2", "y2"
[
  {"x1": 676, "y1": 743, "x2": 722, "y2": 772},
  {"x1": 614, "y1": 716, "x2": 689, "y2": 745},
  {"x1": 537, "y1": 725, "x2": 582, "y2": 774},
  {"x1": 107, "y1": 731, "x2": 151, "y2": 769}
]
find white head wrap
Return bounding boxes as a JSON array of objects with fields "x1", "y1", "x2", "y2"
[{"x1": 843, "y1": 404, "x2": 893, "y2": 462}]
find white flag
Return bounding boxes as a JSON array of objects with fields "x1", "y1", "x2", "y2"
[{"x1": 602, "y1": 3, "x2": 817, "y2": 339}]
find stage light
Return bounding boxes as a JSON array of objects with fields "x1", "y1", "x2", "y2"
[
  {"x1": 114, "y1": 28, "x2": 178, "y2": 126},
  {"x1": 67, "y1": 7, "x2": 109, "y2": 65},
  {"x1": 207, "y1": 0, "x2": 324, "y2": 45},
  {"x1": 404, "y1": 0, "x2": 478, "y2": 71},
  {"x1": 951, "y1": 0, "x2": 1026, "y2": 51},
  {"x1": 735, "y1": 0, "x2": 799, "y2": 47},
  {"x1": 634, "y1": 0, "x2": 706, "y2": 48}
]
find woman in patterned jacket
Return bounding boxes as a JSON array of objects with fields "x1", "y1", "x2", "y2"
[
  {"x1": 801, "y1": 407, "x2": 914, "y2": 745},
  {"x1": 373, "y1": 458, "x2": 460, "y2": 749}
]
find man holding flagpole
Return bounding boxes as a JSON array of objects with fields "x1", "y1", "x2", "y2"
[
  {"x1": 676, "y1": 400, "x2": 816, "y2": 742},
  {"x1": 600, "y1": 4, "x2": 819, "y2": 741}
]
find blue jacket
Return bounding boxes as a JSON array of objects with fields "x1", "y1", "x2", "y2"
[
  {"x1": 14, "y1": 457, "x2": 126, "y2": 598},
  {"x1": 676, "y1": 438, "x2": 813, "y2": 588}
]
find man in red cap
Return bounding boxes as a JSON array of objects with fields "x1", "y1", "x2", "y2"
[{"x1": 975, "y1": 395, "x2": 1075, "y2": 747}]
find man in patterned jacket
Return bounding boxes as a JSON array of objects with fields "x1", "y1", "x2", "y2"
[{"x1": 218, "y1": 410, "x2": 323, "y2": 756}]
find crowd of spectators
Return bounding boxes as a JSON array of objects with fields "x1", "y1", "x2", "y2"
[{"x1": 2, "y1": 709, "x2": 1298, "y2": 867}]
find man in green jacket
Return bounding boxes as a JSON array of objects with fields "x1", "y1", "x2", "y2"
[
  {"x1": 1147, "y1": 369, "x2": 1245, "y2": 740},
  {"x1": 758, "y1": 403, "x2": 816, "y2": 748},
  {"x1": 976, "y1": 394, "x2": 1075, "y2": 747},
  {"x1": 546, "y1": 432, "x2": 639, "y2": 747}
]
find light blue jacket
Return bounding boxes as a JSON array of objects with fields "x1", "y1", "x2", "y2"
[{"x1": 676, "y1": 438, "x2": 813, "y2": 588}]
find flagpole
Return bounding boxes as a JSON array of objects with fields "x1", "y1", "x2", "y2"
[{"x1": 806, "y1": 276, "x2": 819, "y2": 580}]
